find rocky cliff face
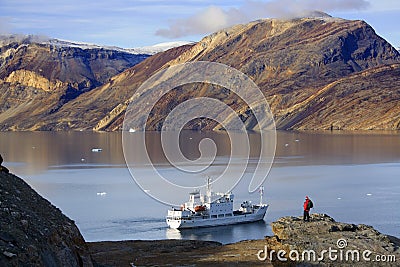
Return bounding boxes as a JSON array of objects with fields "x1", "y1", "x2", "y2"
[
  {"x1": 12, "y1": 44, "x2": 194, "y2": 131},
  {"x1": 5, "y1": 70, "x2": 66, "y2": 92},
  {"x1": 276, "y1": 63, "x2": 400, "y2": 130},
  {"x1": 0, "y1": 35, "x2": 149, "y2": 130},
  {"x1": 1, "y1": 16, "x2": 399, "y2": 131},
  {"x1": 0, "y1": 35, "x2": 149, "y2": 88},
  {"x1": 0, "y1": 171, "x2": 93, "y2": 266}
]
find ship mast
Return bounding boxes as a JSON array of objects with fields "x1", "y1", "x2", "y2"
[
  {"x1": 206, "y1": 176, "x2": 212, "y2": 203},
  {"x1": 259, "y1": 186, "x2": 264, "y2": 205}
]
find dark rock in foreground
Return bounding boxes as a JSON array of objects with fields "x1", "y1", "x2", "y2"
[
  {"x1": 266, "y1": 214, "x2": 399, "y2": 266},
  {"x1": 88, "y1": 240, "x2": 221, "y2": 266},
  {"x1": 89, "y1": 214, "x2": 399, "y2": 266},
  {"x1": 0, "y1": 171, "x2": 93, "y2": 266}
]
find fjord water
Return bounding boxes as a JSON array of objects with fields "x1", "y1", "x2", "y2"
[{"x1": 0, "y1": 131, "x2": 399, "y2": 243}]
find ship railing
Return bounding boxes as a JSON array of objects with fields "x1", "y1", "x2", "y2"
[{"x1": 167, "y1": 216, "x2": 192, "y2": 220}]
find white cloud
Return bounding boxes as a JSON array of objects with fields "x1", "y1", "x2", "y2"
[
  {"x1": 156, "y1": 0, "x2": 370, "y2": 38},
  {"x1": 156, "y1": 6, "x2": 247, "y2": 38}
]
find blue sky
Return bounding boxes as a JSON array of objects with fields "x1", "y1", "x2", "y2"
[{"x1": 0, "y1": 0, "x2": 399, "y2": 48}]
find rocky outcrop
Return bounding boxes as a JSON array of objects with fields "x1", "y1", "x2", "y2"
[
  {"x1": 265, "y1": 214, "x2": 400, "y2": 266},
  {"x1": 5, "y1": 70, "x2": 66, "y2": 92},
  {"x1": 0, "y1": 171, "x2": 93, "y2": 266},
  {"x1": 0, "y1": 154, "x2": 9, "y2": 173}
]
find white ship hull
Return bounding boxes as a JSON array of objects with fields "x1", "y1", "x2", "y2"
[{"x1": 167, "y1": 204, "x2": 268, "y2": 229}]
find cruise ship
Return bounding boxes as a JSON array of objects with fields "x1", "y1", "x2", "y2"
[{"x1": 166, "y1": 179, "x2": 268, "y2": 229}]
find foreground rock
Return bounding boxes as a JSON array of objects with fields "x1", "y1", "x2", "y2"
[
  {"x1": 0, "y1": 171, "x2": 93, "y2": 266},
  {"x1": 266, "y1": 214, "x2": 399, "y2": 266},
  {"x1": 88, "y1": 240, "x2": 222, "y2": 266},
  {"x1": 88, "y1": 239, "x2": 274, "y2": 267},
  {"x1": 89, "y1": 214, "x2": 399, "y2": 266},
  {"x1": 0, "y1": 154, "x2": 9, "y2": 173}
]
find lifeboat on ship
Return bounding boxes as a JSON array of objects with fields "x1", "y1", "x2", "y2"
[{"x1": 194, "y1": 205, "x2": 206, "y2": 212}]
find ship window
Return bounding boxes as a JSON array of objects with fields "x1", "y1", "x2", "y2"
[
  {"x1": 211, "y1": 215, "x2": 217, "y2": 218},
  {"x1": 225, "y1": 214, "x2": 232, "y2": 217},
  {"x1": 218, "y1": 214, "x2": 224, "y2": 218}
]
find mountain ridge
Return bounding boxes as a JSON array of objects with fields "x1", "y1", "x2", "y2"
[
  {"x1": 98, "y1": 17, "x2": 400, "y2": 131},
  {"x1": 0, "y1": 17, "x2": 399, "y2": 131},
  {"x1": 0, "y1": 34, "x2": 193, "y2": 55}
]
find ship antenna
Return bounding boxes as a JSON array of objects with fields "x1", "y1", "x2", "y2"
[
  {"x1": 206, "y1": 176, "x2": 212, "y2": 203},
  {"x1": 259, "y1": 186, "x2": 264, "y2": 205}
]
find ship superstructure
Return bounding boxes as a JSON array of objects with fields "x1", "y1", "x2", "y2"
[{"x1": 166, "y1": 179, "x2": 268, "y2": 229}]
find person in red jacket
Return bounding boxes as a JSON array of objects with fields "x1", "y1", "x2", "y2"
[{"x1": 303, "y1": 196, "x2": 313, "y2": 222}]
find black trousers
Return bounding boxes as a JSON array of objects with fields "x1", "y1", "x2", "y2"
[{"x1": 303, "y1": 210, "x2": 310, "y2": 221}]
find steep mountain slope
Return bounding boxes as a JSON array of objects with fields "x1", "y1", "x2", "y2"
[
  {"x1": 0, "y1": 35, "x2": 149, "y2": 130},
  {"x1": 1, "y1": 16, "x2": 400, "y2": 130},
  {"x1": 0, "y1": 43, "x2": 194, "y2": 130},
  {"x1": 0, "y1": 35, "x2": 149, "y2": 90},
  {"x1": 276, "y1": 63, "x2": 400, "y2": 130},
  {"x1": 89, "y1": 16, "x2": 399, "y2": 131}
]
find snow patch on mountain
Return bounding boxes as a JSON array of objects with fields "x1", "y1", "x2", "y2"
[
  {"x1": 0, "y1": 34, "x2": 194, "y2": 55},
  {"x1": 128, "y1": 41, "x2": 194, "y2": 54},
  {"x1": 46, "y1": 38, "x2": 194, "y2": 55}
]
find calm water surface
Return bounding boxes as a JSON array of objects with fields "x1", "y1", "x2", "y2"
[{"x1": 0, "y1": 131, "x2": 399, "y2": 243}]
